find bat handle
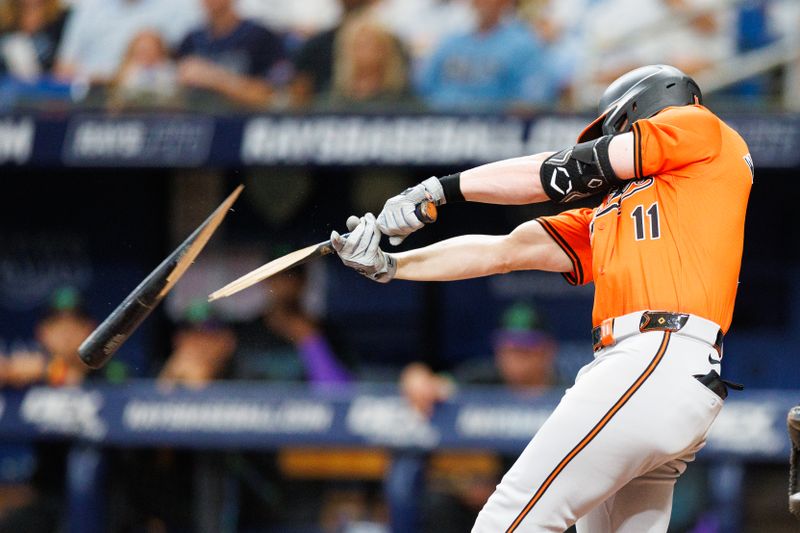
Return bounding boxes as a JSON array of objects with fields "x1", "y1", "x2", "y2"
[
  {"x1": 334, "y1": 200, "x2": 438, "y2": 242},
  {"x1": 414, "y1": 200, "x2": 437, "y2": 224},
  {"x1": 325, "y1": 200, "x2": 439, "y2": 254}
]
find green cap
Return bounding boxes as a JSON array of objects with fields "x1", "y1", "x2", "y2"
[
  {"x1": 50, "y1": 286, "x2": 81, "y2": 312},
  {"x1": 500, "y1": 302, "x2": 544, "y2": 332},
  {"x1": 185, "y1": 298, "x2": 212, "y2": 324}
]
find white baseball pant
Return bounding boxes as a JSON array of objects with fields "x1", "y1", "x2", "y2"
[{"x1": 473, "y1": 312, "x2": 725, "y2": 532}]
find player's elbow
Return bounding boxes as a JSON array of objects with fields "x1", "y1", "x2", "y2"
[
  {"x1": 495, "y1": 256, "x2": 514, "y2": 275},
  {"x1": 496, "y1": 222, "x2": 562, "y2": 274}
]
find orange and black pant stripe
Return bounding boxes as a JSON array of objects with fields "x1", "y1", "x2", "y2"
[{"x1": 505, "y1": 332, "x2": 672, "y2": 532}]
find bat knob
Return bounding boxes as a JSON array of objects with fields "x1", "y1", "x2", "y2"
[{"x1": 415, "y1": 200, "x2": 437, "y2": 224}]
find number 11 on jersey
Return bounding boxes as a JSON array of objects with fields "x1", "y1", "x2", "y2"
[{"x1": 631, "y1": 202, "x2": 660, "y2": 241}]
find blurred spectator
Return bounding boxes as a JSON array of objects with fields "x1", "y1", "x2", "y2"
[
  {"x1": 157, "y1": 300, "x2": 236, "y2": 389},
  {"x1": 574, "y1": 0, "x2": 736, "y2": 108},
  {"x1": 289, "y1": 0, "x2": 375, "y2": 108},
  {"x1": 317, "y1": 11, "x2": 416, "y2": 110},
  {"x1": 175, "y1": 0, "x2": 287, "y2": 109},
  {"x1": 228, "y1": 267, "x2": 354, "y2": 530},
  {"x1": 399, "y1": 302, "x2": 559, "y2": 533},
  {"x1": 54, "y1": 0, "x2": 200, "y2": 84},
  {"x1": 238, "y1": 0, "x2": 341, "y2": 39},
  {"x1": 0, "y1": 286, "x2": 96, "y2": 533},
  {"x1": 375, "y1": 0, "x2": 474, "y2": 61},
  {"x1": 518, "y1": 0, "x2": 587, "y2": 105},
  {"x1": 416, "y1": 0, "x2": 556, "y2": 111},
  {"x1": 156, "y1": 267, "x2": 351, "y2": 530},
  {"x1": 160, "y1": 265, "x2": 350, "y2": 388},
  {"x1": 0, "y1": 0, "x2": 68, "y2": 80},
  {"x1": 0, "y1": 286, "x2": 96, "y2": 389},
  {"x1": 34, "y1": 287, "x2": 95, "y2": 386},
  {"x1": 231, "y1": 266, "x2": 351, "y2": 385},
  {"x1": 652, "y1": 0, "x2": 735, "y2": 73},
  {"x1": 401, "y1": 301, "x2": 558, "y2": 417},
  {"x1": 1, "y1": 344, "x2": 46, "y2": 388},
  {"x1": 108, "y1": 29, "x2": 178, "y2": 110}
]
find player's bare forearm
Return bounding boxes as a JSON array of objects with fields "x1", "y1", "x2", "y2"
[
  {"x1": 394, "y1": 220, "x2": 572, "y2": 281},
  {"x1": 394, "y1": 234, "x2": 511, "y2": 281},
  {"x1": 459, "y1": 153, "x2": 555, "y2": 204},
  {"x1": 458, "y1": 134, "x2": 634, "y2": 205},
  {"x1": 377, "y1": 135, "x2": 636, "y2": 244}
]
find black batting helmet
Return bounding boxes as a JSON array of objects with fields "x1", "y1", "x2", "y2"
[{"x1": 577, "y1": 64, "x2": 702, "y2": 143}]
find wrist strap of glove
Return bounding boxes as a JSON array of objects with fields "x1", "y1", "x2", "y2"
[
  {"x1": 371, "y1": 253, "x2": 397, "y2": 283},
  {"x1": 437, "y1": 173, "x2": 464, "y2": 204}
]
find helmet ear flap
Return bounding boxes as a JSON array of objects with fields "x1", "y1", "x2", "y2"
[
  {"x1": 600, "y1": 102, "x2": 632, "y2": 136},
  {"x1": 576, "y1": 113, "x2": 607, "y2": 143},
  {"x1": 612, "y1": 113, "x2": 629, "y2": 134}
]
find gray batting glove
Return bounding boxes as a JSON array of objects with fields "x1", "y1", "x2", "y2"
[
  {"x1": 331, "y1": 213, "x2": 397, "y2": 283},
  {"x1": 377, "y1": 176, "x2": 444, "y2": 246}
]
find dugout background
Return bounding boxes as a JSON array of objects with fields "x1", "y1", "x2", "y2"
[
  {"x1": 0, "y1": 162, "x2": 795, "y2": 383},
  {"x1": 0, "y1": 117, "x2": 796, "y2": 533}
]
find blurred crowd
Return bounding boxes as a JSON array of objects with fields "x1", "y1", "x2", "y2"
[
  {"x1": 0, "y1": 274, "x2": 568, "y2": 532},
  {"x1": 0, "y1": 0, "x2": 797, "y2": 112},
  {"x1": 0, "y1": 276, "x2": 726, "y2": 532}
]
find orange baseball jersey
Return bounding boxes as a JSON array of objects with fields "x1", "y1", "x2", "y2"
[{"x1": 538, "y1": 104, "x2": 753, "y2": 333}]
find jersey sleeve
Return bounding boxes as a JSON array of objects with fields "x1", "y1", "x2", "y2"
[
  {"x1": 631, "y1": 105, "x2": 723, "y2": 179},
  {"x1": 536, "y1": 208, "x2": 594, "y2": 286}
]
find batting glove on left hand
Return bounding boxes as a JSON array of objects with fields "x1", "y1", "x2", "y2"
[
  {"x1": 331, "y1": 213, "x2": 396, "y2": 283},
  {"x1": 377, "y1": 176, "x2": 444, "y2": 246}
]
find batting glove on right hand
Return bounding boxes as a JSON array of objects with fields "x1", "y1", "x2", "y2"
[
  {"x1": 377, "y1": 176, "x2": 444, "y2": 246},
  {"x1": 331, "y1": 213, "x2": 396, "y2": 283}
]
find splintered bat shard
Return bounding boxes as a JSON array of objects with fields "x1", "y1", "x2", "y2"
[
  {"x1": 208, "y1": 201, "x2": 437, "y2": 302},
  {"x1": 78, "y1": 185, "x2": 244, "y2": 369}
]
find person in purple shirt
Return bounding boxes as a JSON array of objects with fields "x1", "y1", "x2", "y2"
[
  {"x1": 175, "y1": 0, "x2": 286, "y2": 109},
  {"x1": 230, "y1": 265, "x2": 352, "y2": 386},
  {"x1": 160, "y1": 265, "x2": 351, "y2": 387}
]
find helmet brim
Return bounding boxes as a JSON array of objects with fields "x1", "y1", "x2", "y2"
[{"x1": 576, "y1": 112, "x2": 607, "y2": 143}]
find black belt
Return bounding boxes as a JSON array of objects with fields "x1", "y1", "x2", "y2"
[{"x1": 591, "y1": 311, "x2": 724, "y2": 353}]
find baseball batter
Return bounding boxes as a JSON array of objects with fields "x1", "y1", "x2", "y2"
[{"x1": 331, "y1": 65, "x2": 753, "y2": 532}]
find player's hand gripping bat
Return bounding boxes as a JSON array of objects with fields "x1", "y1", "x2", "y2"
[
  {"x1": 789, "y1": 405, "x2": 800, "y2": 517},
  {"x1": 78, "y1": 185, "x2": 243, "y2": 369},
  {"x1": 208, "y1": 201, "x2": 437, "y2": 302}
]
